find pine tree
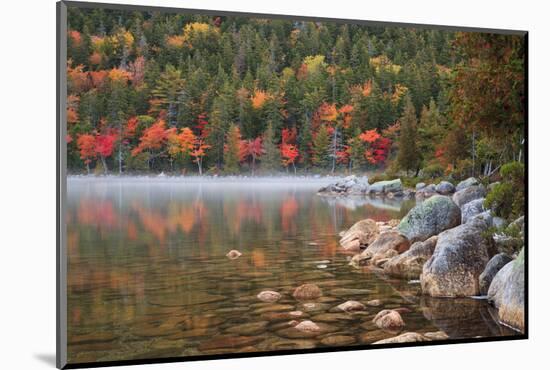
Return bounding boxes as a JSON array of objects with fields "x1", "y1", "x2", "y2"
[
  {"x1": 223, "y1": 124, "x2": 242, "y2": 174},
  {"x1": 298, "y1": 113, "x2": 312, "y2": 170},
  {"x1": 262, "y1": 122, "x2": 280, "y2": 172},
  {"x1": 396, "y1": 95, "x2": 421, "y2": 175},
  {"x1": 312, "y1": 124, "x2": 331, "y2": 169}
]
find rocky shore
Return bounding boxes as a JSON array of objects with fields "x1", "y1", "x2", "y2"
[
  {"x1": 317, "y1": 175, "x2": 468, "y2": 200},
  {"x1": 331, "y1": 176, "x2": 525, "y2": 334}
]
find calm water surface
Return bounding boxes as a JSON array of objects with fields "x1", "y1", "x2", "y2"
[{"x1": 66, "y1": 177, "x2": 517, "y2": 364}]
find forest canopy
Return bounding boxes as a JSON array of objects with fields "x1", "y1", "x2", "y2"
[{"x1": 66, "y1": 7, "x2": 525, "y2": 177}]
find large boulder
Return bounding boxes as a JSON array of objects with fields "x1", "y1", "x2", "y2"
[
  {"x1": 420, "y1": 219, "x2": 491, "y2": 297},
  {"x1": 339, "y1": 219, "x2": 380, "y2": 251},
  {"x1": 383, "y1": 236, "x2": 438, "y2": 279},
  {"x1": 461, "y1": 198, "x2": 485, "y2": 224},
  {"x1": 487, "y1": 249, "x2": 525, "y2": 332},
  {"x1": 415, "y1": 182, "x2": 426, "y2": 190},
  {"x1": 350, "y1": 232, "x2": 410, "y2": 267},
  {"x1": 436, "y1": 181, "x2": 455, "y2": 195},
  {"x1": 452, "y1": 185, "x2": 487, "y2": 208},
  {"x1": 456, "y1": 177, "x2": 479, "y2": 192},
  {"x1": 397, "y1": 195, "x2": 461, "y2": 243},
  {"x1": 479, "y1": 253, "x2": 513, "y2": 295},
  {"x1": 369, "y1": 179, "x2": 402, "y2": 194}
]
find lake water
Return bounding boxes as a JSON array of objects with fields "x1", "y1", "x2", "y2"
[{"x1": 66, "y1": 177, "x2": 517, "y2": 364}]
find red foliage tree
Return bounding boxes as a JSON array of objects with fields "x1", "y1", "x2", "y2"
[
  {"x1": 281, "y1": 143, "x2": 299, "y2": 174},
  {"x1": 76, "y1": 134, "x2": 96, "y2": 173}
]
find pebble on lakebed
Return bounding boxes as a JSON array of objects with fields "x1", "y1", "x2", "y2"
[
  {"x1": 226, "y1": 250, "x2": 242, "y2": 259},
  {"x1": 256, "y1": 290, "x2": 282, "y2": 303},
  {"x1": 293, "y1": 283, "x2": 323, "y2": 300}
]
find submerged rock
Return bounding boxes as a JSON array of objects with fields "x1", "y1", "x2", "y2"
[
  {"x1": 479, "y1": 253, "x2": 513, "y2": 295},
  {"x1": 398, "y1": 195, "x2": 461, "y2": 243},
  {"x1": 339, "y1": 219, "x2": 380, "y2": 251},
  {"x1": 257, "y1": 290, "x2": 282, "y2": 303},
  {"x1": 487, "y1": 249, "x2": 525, "y2": 332},
  {"x1": 366, "y1": 299, "x2": 382, "y2": 307},
  {"x1": 294, "y1": 320, "x2": 321, "y2": 332},
  {"x1": 452, "y1": 185, "x2": 487, "y2": 208},
  {"x1": 198, "y1": 335, "x2": 263, "y2": 351},
  {"x1": 320, "y1": 335, "x2": 356, "y2": 346},
  {"x1": 293, "y1": 284, "x2": 323, "y2": 300},
  {"x1": 383, "y1": 236, "x2": 438, "y2": 279},
  {"x1": 226, "y1": 250, "x2": 242, "y2": 259},
  {"x1": 373, "y1": 332, "x2": 427, "y2": 344},
  {"x1": 421, "y1": 219, "x2": 491, "y2": 297},
  {"x1": 372, "y1": 309, "x2": 405, "y2": 330},
  {"x1": 225, "y1": 321, "x2": 269, "y2": 336},
  {"x1": 336, "y1": 300, "x2": 366, "y2": 312}
]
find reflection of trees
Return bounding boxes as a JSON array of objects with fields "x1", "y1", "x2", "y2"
[{"x1": 280, "y1": 195, "x2": 298, "y2": 234}]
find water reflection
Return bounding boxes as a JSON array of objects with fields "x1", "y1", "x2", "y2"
[{"x1": 66, "y1": 177, "x2": 516, "y2": 364}]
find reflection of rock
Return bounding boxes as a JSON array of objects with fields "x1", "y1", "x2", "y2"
[
  {"x1": 479, "y1": 253, "x2": 513, "y2": 295},
  {"x1": 398, "y1": 195, "x2": 461, "y2": 243},
  {"x1": 383, "y1": 236, "x2": 437, "y2": 279},
  {"x1": 318, "y1": 195, "x2": 406, "y2": 212},
  {"x1": 293, "y1": 284, "x2": 323, "y2": 300},
  {"x1": 421, "y1": 219, "x2": 490, "y2": 297},
  {"x1": 350, "y1": 232, "x2": 410, "y2": 266},
  {"x1": 487, "y1": 249, "x2": 525, "y2": 333},
  {"x1": 226, "y1": 250, "x2": 242, "y2": 259},
  {"x1": 372, "y1": 309, "x2": 405, "y2": 330},
  {"x1": 339, "y1": 219, "x2": 379, "y2": 251},
  {"x1": 420, "y1": 296, "x2": 515, "y2": 338},
  {"x1": 257, "y1": 290, "x2": 282, "y2": 303}
]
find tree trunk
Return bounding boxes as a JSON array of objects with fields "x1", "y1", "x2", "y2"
[
  {"x1": 331, "y1": 127, "x2": 337, "y2": 174},
  {"x1": 292, "y1": 162, "x2": 296, "y2": 175},
  {"x1": 251, "y1": 155, "x2": 256, "y2": 176},
  {"x1": 86, "y1": 162, "x2": 90, "y2": 175},
  {"x1": 197, "y1": 160, "x2": 202, "y2": 176},
  {"x1": 471, "y1": 130, "x2": 476, "y2": 177},
  {"x1": 101, "y1": 156, "x2": 108, "y2": 174}
]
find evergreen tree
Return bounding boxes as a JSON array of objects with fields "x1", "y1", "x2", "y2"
[
  {"x1": 396, "y1": 95, "x2": 421, "y2": 175},
  {"x1": 223, "y1": 124, "x2": 242, "y2": 174},
  {"x1": 262, "y1": 122, "x2": 281, "y2": 172},
  {"x1": 312, "y1": 124, "x2": 331, "y2": 169}
]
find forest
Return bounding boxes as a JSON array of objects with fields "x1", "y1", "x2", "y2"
[{"x1": 66, "y1": 7, "x2": 525, "y2": 181}]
